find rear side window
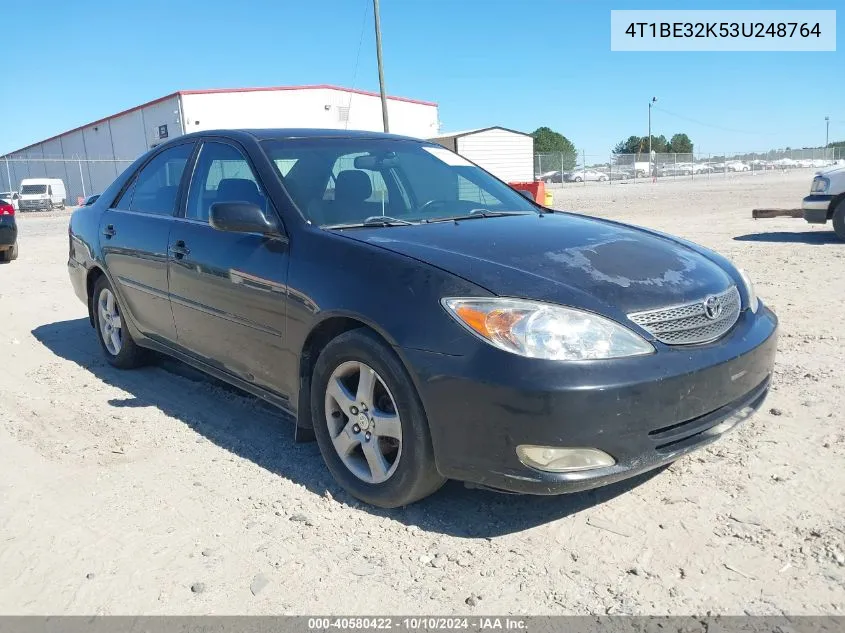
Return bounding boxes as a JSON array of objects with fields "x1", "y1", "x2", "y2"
[{"x1": 127, "y1": 143, "x2": 193, "y2": 216}]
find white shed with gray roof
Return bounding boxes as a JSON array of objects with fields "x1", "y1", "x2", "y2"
[{"x1": 429, "y1": 126, "x2": 534, "y2": 183}]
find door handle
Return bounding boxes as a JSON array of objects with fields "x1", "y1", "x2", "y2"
[
  {"x1": 169, "y1": 240, "x2": 190, "y2": 258},
  {"x1": 102, "y1": 224, "x2": 116, "y2": 239}
]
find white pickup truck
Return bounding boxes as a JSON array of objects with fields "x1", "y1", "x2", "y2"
[{"x1": 802, "y1": 163, "x2": 845, "y2": 240}]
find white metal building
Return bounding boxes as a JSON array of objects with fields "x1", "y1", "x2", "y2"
[
  {"x1": 1, "y1": 85, "x2": 439, "y2": 203},
  {"x1": 429, "y1": 127, "x2": 534, "y2": 183}
]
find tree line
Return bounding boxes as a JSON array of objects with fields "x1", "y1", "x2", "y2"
[
  {"x1": 612, "y1": 133, "x2": 694, "y2": 156},
  {"x1": 531, "y1": 126, "x2": 695, "y2": 173}
]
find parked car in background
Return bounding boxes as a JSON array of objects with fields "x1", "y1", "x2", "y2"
[
  {"x1": 19, "y1": 178, "x2": 67, "y2": 211},
  {"x1": 604, "y1": 167, "x2": 633, "y2": 180},
  {"x1": 802, "y1": 163, "x2": 845, "y2": 240},
  {"x1": 657, "y1": 164, "x2": 692, "y2": 177},
  {"x1": 0, "y1": 191, "x2": 20, "y2": 211},
  {"x1": 0, "y1": 197, "x2": 18, "y2": 262},
  {"x1": 67, "y1": 128, "x2": 777, "y2": 507},
  {"x1": 726, "y1": 161, "x2": 749, "y2": 172},
  {"x1": 567, "y1": 169, "x2": 607, "y2": 182},
  {"x1": 540, "y1": 171, "x2": 564, "y2": 183},
  {"x1": 692, "y1": 163, "x2": 714, "y2": 174}
]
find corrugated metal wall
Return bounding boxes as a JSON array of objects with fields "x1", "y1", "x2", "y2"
[{"x1": 1, "y1": 95, "x2": 181, "y2": 203}]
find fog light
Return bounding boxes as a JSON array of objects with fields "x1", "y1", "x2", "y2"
[{"x1": 516, "y1": 445, "x2": 616, "y2": 473}]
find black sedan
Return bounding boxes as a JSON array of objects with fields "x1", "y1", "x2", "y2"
[
  {"x1": 67, "y1": 129, "x2": 778, "y2": 507},
  {"x1": 0, "y1": 198, "x2": 18, "y2": 262}
]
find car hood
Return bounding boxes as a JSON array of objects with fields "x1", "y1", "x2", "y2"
[
  {"x1": 340, "y1": 213, "x2": 736, "y2": 316},
  {"x1": 817, "y1": 164, "x2": 845, "y2": 177}
]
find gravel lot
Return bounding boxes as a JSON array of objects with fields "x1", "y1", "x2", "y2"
[{"x1": 1, "y1": 170, "x2": 843, "y2": 615}]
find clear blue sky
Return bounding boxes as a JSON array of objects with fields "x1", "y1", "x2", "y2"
[{"x1": 1, "y1": 0, "x2": 842, "y2": 158}]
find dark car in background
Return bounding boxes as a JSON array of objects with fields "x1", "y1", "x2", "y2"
[
  {"x1": 67, "y1": 129, "x2": 778, "y2": 507},
  {"x1": 0, "y1": 198, "x2": 18, "y2": 262}
]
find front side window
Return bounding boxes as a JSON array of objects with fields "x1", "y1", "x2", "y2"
[
  {"x1": 262, "y1": 138, "x2": 536, "y2": 227},
  {"x1": 186, "y1": 142, "x2": 267, "y2": 222},
  {"x1": 127, "y1": 143, "x2": 193, "y2": 216}
]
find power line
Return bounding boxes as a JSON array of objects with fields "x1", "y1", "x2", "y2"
[
  {"x1": 345, "y1": 0, "x2": 370, "y2": 130},
  {"x1": 651, "y1": 105, "x2": 766, "y2": 136}
]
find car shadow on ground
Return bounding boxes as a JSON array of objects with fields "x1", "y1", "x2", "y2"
[
  {"x1": 734, "y1": 230, "x2": 840, "y2": 244},
  {"x1": 32, "y1": 318, "x2": 661, "y2": 537}
]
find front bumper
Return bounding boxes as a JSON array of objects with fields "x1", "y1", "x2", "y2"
[
  {"x1": 802, "y1": 194, "x2": 833, "y2": 224},
  {"x1": 19, "y1": 200, "x2": 51, "y2": 211},
  {"x1": 401, "y1": 305, "x2": 778, "y2": 495}
]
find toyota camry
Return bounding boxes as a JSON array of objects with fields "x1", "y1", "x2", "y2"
[{"x1": 67, "y1": 129, "x2": 778, "y2": 507}]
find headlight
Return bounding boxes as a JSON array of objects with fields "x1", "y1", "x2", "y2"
[
  {"x1": 441, "y1": 297, "x2": 654, "y2": 360},
  {"x1": 811, "y1": 177, "x2": 830, "y2": 193},
  {"x1": 737, "y1": 268, "x2": 759, "y2": 313}
]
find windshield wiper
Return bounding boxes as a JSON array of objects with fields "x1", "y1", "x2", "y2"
[
  {"x1": 324, "y1": 215, "x2": 416, "y2": 229},
  {"x1": 424, "y1": 209, "x2": 534, "y2": 224},
  {"x1": 362, "y1": 215, "x2": 415, "y2": 226}
]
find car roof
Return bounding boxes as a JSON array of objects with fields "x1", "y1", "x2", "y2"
[{"x1": 180, "y1": 128, "x2": 426, "y2": 143}]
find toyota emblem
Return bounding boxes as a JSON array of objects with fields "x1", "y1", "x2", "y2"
[{"x1": 703, "y1": 295, "x2": 722, "y2": 320}]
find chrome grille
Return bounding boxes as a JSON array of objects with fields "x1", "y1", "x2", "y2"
[{"x1": 628, "y1": 286, "x2": 741, "y2": 345}]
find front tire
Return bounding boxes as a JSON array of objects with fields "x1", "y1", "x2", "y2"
[
  {"x1": 92, "y1": 276, "x2": 147, "y2": 369},
  {"x1": 311, "y1": 329, "x2": 445, "y2": 508},
  {"x1": 832, "y1": 199, "x2": 845, "y2": 241}
]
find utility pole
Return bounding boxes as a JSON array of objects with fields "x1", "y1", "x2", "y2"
[
  {"x1": 825, "y1": 115, "x2": 830, "y2": 149},
  {"x1": 373, "y1": 0, "x2": 389, "y2": 133},
  {"x1": 648, "y1": 97, "x2": 657, "y2": 178}
]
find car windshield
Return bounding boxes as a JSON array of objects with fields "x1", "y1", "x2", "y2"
[
  {"x1": 21, "y1": 184, "x2": 47, "y2": 195},
  {"x1": 262, "y1": 138, "x2": 538, "y2": 226}
]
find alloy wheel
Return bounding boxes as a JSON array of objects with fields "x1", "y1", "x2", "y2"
[
  {"x1": 98, "y1": 288, "x2": 123, "y2": 356},
  {"x1": 324, "y1": 360, "x2": 402, "y2": 484}
]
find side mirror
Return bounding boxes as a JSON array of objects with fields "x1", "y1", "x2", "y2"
[{"x1": 209, "y1": 202, "x2": 279, "y2": 236}]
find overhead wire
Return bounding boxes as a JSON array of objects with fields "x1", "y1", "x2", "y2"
[{"x1": 345, "y1": 0, "x2": 370, "y2": 130}]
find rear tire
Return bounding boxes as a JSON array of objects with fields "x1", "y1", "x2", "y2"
[
  {"x1": 92, "y1": 276, "x2": 148, "y2": 369},
  {"x1": 832, "y1": 199, "x2": 845, "y2": 241},
  {"x1": 311, "y1": 329, "x2": 445, "y2": 508},
  {"x1": 8, "y1": 243, "x2": 17, "y2": 261},
  {"x1": 0, "y1": 247, "x2": 11, "y2": 263}
]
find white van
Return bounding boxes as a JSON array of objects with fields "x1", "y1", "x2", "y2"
[{"x1": 19, "y1": 178, "x2": 67, "y2": 211}]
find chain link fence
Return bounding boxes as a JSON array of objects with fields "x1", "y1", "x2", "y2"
[
  {"x1": 535, "y1": 146, "x2": 844, "y2": 185},
  {"x1": 2, "y1": 157, "x2": 134, "y2": 206}
]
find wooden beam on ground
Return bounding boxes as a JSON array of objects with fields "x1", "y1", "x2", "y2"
[{"x1": 752, "y1": 208, "x2": 803, "y2": 219}]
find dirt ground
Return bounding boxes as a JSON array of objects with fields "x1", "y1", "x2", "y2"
[{"x1": 0, "y1": 169, "x2": 843, "y2": 615}]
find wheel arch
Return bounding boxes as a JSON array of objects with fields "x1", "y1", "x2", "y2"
[
  {"x1": 827, "y1": 192, "x2": 845, "y2": 220},
  {"x1": 295, "y1": 313, "x2": 405, "y2": 435},
  {"x1": 85, "y1": 265, "x2": 107, "y2": 328}
]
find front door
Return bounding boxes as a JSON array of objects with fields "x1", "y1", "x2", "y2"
[
  {"x1": 167, "y1": 140, "x2": 293, "y2": 400},
  {"x1": 99, "y1": 142, "x2": 194, "y2": 343}
]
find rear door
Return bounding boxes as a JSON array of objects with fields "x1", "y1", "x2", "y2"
[
  {"x1": 167, "y1": 140, "x2": 293, "y2": 399},
  {"x1": 99, "y1": 142, "x2": 194, "y2": 343}
]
